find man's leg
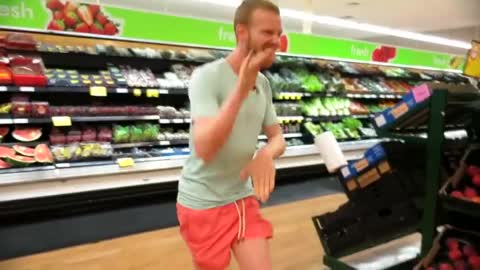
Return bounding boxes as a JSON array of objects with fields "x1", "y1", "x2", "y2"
[{"x1": 232, "y1": 238, "x2": 272, "y2": 270}]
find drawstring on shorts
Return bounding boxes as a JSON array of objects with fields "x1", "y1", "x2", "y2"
[{"x1": 234, "y1": 199, "x2": 246, "y2": 241}]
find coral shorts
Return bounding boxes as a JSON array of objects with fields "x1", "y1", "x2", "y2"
[{"x1": 176, "y1": 196, "x2": 273, "y2": 270}]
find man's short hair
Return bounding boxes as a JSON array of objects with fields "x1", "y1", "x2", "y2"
[{"x1": 234, "y1": 0, "x2": 280, "y2": 33}]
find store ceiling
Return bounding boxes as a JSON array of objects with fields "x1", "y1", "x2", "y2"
[{"x1": 92, "y1": 0, "x2": 480, "y2": 52}]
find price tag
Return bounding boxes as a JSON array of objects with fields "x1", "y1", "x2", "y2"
[
  {"x1": 19, "y1": 86, "x2": 35, "y2": 92},
  {"x1": 146, "y1": 89, "x2": 159, "y2": 98},
  {"x1": 185, "y1": 119, "x2": 192, "y2": 123},
  {"x1": 116, "y1": 88, "x2": 128, "y2": 94},
  {"x1": 117, "y1": 157, "x2": 135, "y2": 168},
  {"x1": 158, "y1": 89, "x2": 169, "y2": 94},
  {"x1": 12, "y1": 118, "x2": 29, "y2": 124},
  {"x1": 0, "y1": 86, "x2": 7, "y2": 92},
  {"x1": 51, "y1": 116, "x2": 72, "y2": 127},
  {"x1": 133, "y1": 88, "x2": 142, "y2": 97},
  {"x1": 159, "y1": 141, "x2": 170, "y2": 146},
  {"x1": 89, "y1": 86, "x2": 107, "y2": 97},
  {"x1": 159, "y1": 119, "x2": 170, "y2": 124},
  {"x1": 379, "y1": 95, "x2": 386, "y2": 99},
  {"x1": 173, "y1": 119, "x2": 184, "y2": 124}
]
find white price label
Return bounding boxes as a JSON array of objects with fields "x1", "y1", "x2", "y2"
[
  {"x1": 0, "y1": 119, "x2": 13, "y2": 124},
  {"x1": 159, "y1": 89, "x2": 169, "y2": 94},
  {"x1": 116, "y1": 88, "x2": 128, "y2": 94},
  {"x1": 375, "y1": 114, "x2": 387, "y2": 127},
  {"x1": 173, "y1": 119, "x2": 184, "y2": 123},
  {"x1": 341, "y1": 166, "x2": 351, "y2": 178},
  {"x1": 19, "y1": 86, "x2": 35, "y2": 92},
  {"x1": 160, "y1": 141, "x2": 170, "y2": 146},
  {"x1": 185, "y1": 119, "x2": 192, "y2": 123},
  {"x1": 159, "y1": 119, "x2": 170, "y2": 124},
  {"x1": 379, "y1": 95, "x2": 386, "y2": 98},
  {"x1": 13, "y1": 118, "x2": 29, "y2": 124},
  {"x1": 0, "y1": 86, "x2": 7, "y2": 92}
]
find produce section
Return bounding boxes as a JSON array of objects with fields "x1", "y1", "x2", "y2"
[{"x1": 0, "y1": 30, "x2": 477, "y2": 203}]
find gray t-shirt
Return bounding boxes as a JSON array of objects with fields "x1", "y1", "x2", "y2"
[{"x1": 177, "y1": 58, "x2": 278, "y2": 209}]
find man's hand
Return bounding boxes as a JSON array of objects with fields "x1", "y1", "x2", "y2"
[
  {"x1": 237, "y1": 49, "x2": 276, "y2": 98},
  {"x1": 240, "y1": 150, "x2": 275, "y2": 203}
]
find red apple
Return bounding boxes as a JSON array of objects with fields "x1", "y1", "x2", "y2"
[
  {"x1": 467, "y1": 165, "x2": 480, "y2": 177},
  {"x1": 451, "y1": 190, "x2": 464, "y2": 199},
  {"x1": 473, "y1": 174, "x2": 480, "y2": 187},
  {"x1": 447, "y1": 238, "x2": 460, "y2": 250},
  {"x1": 464, "y1": 245, "x2": 478, "y2": 257},
  {"x1": 449, "y1": 249, "x2": 463, "y2": 261},
  {"x1": 464, "y1": 187, "x2": 478, "y2": 198}
]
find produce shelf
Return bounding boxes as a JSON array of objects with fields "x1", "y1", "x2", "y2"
[
  {"x1": 305, "y1": 114, "x2": 373, "y2": 122},
  {"x1": 0, "y1": 85, "x2": 188, "y2": 95},
  {"x1": 302, "y1": 91, "x2": 404, "y2": 99},
  {"x1": 112, "y1": 139, "x2": 189, "y2": 149},
  {"x1": 258, "y1": 133, "x2": 303, "y2": 140},
  {"x1": 0, "y1": 116, "x2": 193, "y2": 125}
]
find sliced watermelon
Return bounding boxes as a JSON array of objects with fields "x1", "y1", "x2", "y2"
[
  {"x1": 0, "y1": 159, "x2": 11, "y2": 169},
  {"x1": 4, "y1": 155, "x2": 36, "y2": 167},
  {"x1": 12, "y1": 128, "x2": 42, "y2": 142},
  {"x1": 0, "y1": 127, "x2": 8, "y2": 137},
  {"x1": 0, "y1": 146, "x2": 15, "y2": 158},
  {"x1": 34, "y1": 144, "x2": 54, "y2": 163},
  {"x1": 13, "y1": 145, "x2": 35, "y2": 157}
]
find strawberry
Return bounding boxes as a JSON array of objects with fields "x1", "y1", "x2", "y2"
[
  {"x1": 47, "y1": 20, "x2": 65, "y2": 31},
  {"x1": 53, "y1": 10, "x2": 64, "y2": 20},
  {"x1": 63, "y1": 1, "x2": 77, "y2": 12},
  {"x1": 74, "y1": 23, "x2": 90, "y2": 33},
  {"x1": 91, "y1": 22, "x2": 104, "y2": 34},
  {"x1": 103, "y1": 22, "x2": 118, "y2": 35},
  {"x1": 449, "y1": 249, "x2": 463, "y2": 261},
  {"x1": 95, "y1": 12, "x2": 108, "y2": 25},
  {"x1": 46, "y1": 0, "x2": 64, "y2": 10},
  {"x1": 88, "y1": 4, "x2": 100, "y2": 16},
  {"x1": 64, "y1": 11, "x2": 79, "y2": 27},
  {"x1": 77, "y1": 5, "x2": 93, "y2": 26},
  {"x1": 464, "y1": 187, "x2": 478, "y2": 198}
]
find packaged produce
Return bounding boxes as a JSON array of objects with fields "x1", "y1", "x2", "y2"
[
  {"x1": 130, "y1": 125, "x2": 143, "y2": 142},
  {"x1": 52, "y1": 144, "x2": 80, "y2": 162},
  {"x1": 11, "y1": 101, "x2": 32, "y2": 117},
  {"x1": 66, "y1": 130, "x2": 82, "y2": 143},
  {"x1": 97, "y1": 126, "x2": 113, "y2": 142},
  {"x1": 81, "y1": 126, "x2": 97, "y2": 142},
  {"x1": 31, "y1": 102, "x2": 50, "y2": 117},
  {"x1": 49, "y1": 130, "x2": 66, "y2": 145},
  {"x1": 10, "y1": 57, "x2": 47, "y2": 86},
  {"x1": 34, "y1": 144, "x2": 54, "y2": 163},
  {"x1": 0, "y1": 65, "x2": 13, "y2": 84},
  {"x1": 113, "y1": 125, "x2": 130, "y2": 143},
  {"x1": 12, "y1": 128, "x2": 42, "y2": 142}
]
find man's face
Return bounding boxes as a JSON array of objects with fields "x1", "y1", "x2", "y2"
[{"x1": 245, "y1": 9, "x2": 283, "y2": 68}]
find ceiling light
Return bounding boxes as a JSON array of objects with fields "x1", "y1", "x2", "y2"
[{"x1": 196, "y1": 0, "x2": 471, "y2": 49}]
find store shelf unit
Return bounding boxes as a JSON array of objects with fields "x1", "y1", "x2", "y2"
[
  {"x1": 0, "y1": 30, "x2": 475, "y2": 205},
  {"x1": 321, "y1": 83, "x2": 480, "y2": 269}
]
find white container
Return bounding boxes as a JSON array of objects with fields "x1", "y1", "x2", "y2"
[{"x1": 314, "y1": 131, "x2": 347, "y2": 173}]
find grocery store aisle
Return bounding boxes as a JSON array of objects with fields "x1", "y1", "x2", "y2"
[{"x1": 0, "y1": 193, "x2": 347, "y2": 270}]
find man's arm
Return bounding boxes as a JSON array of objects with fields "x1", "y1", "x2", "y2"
[
  {"x1": 257, "y1": 123, "x2": 286, "y2": 160},
  {"x1": 193, "y1": 51, "x2": 264, "y2": 163}
]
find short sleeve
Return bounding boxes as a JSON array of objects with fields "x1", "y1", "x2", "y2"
[
  {"x1": 189, "y1": 67, "x2": 219, "y2": 118},
  {"x1": 262, "y1": 77, "x2": 278, "y2": 127}
]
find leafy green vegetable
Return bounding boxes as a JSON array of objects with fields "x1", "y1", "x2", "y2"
[{"x1": 342, "y1": 117, "x2": 363, "y2": 131}]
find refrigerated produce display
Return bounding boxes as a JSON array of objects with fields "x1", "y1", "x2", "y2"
[{"x1": 0, "y1": 30, "x2": 477, "y2": 200}]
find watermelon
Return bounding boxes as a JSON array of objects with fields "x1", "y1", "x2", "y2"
[
  {"x1": 34, "y1": 144, "x2": 53, "y2": 163},
  {"x1": 0, "y1": 146, "x2": 15, "y2": 158},
  {"x1": 0, "y1": 127, "x2": 8, "y2": 137},
  {"x1": 13, "y1": 145, "x2": 35, "y2": 157},
  {"x1": 0, "y1": 127, "x2": 10, "y2": 137},
  {"x1": 0, "y1": 159, "x2": 11, "y2": 169},
  {"x1": 4, "y1": 155, "x2": 36, "y2": 167},
  {"x1": 12, "y1": 128, "x2": 42, "y2": 142}
]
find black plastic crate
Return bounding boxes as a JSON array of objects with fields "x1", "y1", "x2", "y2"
[{"x1": 364, "y1": 201, "x2": 420, "y2": 238}]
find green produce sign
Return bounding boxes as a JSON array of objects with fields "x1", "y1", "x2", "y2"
[{"x1": 0, "y1": 0, "x2": 465, "y2": 70}]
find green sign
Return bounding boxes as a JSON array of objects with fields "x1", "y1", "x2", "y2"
[{"x1": 0, "y1": 0, "x2": 465, "y2": 70}]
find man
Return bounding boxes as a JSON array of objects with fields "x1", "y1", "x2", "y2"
[{"x1": 177, "y1": 0, "x2": 286, "y2": 269}]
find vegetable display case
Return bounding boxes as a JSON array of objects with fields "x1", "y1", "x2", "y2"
[
  {"x1": 0, "y1": 30, "x2": 475, "y2": 205},
  {"x1": 314, "y1": 82, "x2": 480, "y2": 269}
]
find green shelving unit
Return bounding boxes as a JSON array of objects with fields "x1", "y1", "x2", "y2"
[{"x1": 320, "y1": 82, "x2": 480, "y2": 269}]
